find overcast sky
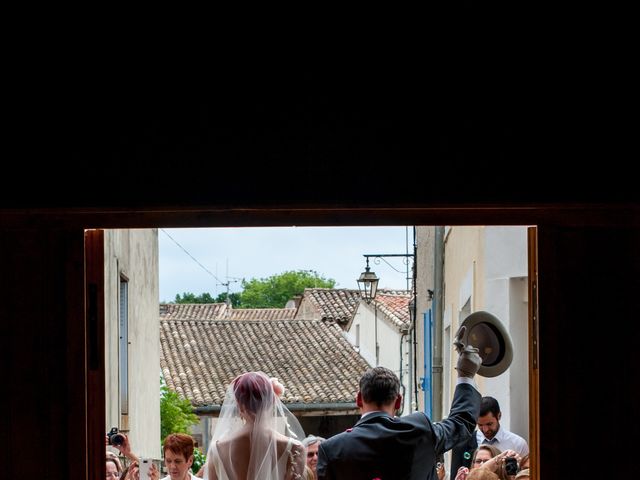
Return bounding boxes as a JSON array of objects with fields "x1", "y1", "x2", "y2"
[{"x1": 159, "y1": 226, "x2": 414, "y2": 302}]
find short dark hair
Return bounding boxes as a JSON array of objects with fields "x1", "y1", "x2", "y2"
[
  {"x1": 359, "y1": 367, "x2": 400, "y2": 406},
  {"x1": 479, "y1": 396, "x2": 501, "y2": 417}
]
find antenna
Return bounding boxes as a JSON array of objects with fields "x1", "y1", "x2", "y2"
[
  {"x1": 217, "y1": 259, "x2": 240, "y2": 307},
  {"x1": 217, "y1": 278, "x2": 240, "y2": 306}
]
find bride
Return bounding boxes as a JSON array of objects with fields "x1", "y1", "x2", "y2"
[{"x1": 203, "y1": 371, "x2": 307, "y2": 480}]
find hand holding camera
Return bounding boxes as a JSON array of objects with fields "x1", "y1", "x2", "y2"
[
  {"x1": 454, "y1": 326, "x2": 482, "y2": 379},
  {"x1": 106, "y1": 427, "x2": 139, "y2": 464},
  {"x1": 484, "y1": 450, "x2": 521, "y2": 476},
  {"x1": 106, "y1": 427, "x2": 125, "y2": 447},
  {"x1": 504, "y1": 456, "x2": 519, "y2": 475}
]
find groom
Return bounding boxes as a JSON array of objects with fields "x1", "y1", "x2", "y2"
[{"x1": 316, "y1": 329, "x2": 482, "y2": 480}]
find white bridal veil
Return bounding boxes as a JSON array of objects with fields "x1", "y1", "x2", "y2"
[{"x1": 204, "y1": 372, "x2": 306, "y2": 480}]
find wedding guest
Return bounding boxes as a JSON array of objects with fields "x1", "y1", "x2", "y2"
[
  {"x1": 107, "y1": 457, "x2": 123, "y2": 479},
  {"x1": 467, "y1": 469, "x2": 500, "y2": 480},
  {"x1": 159, "y1": 433, "x2": 201, "y2": 480},
  {"x1": 106, "y1": 450, "x2": 124, "y2": 473},
  {"x1": 471, "y1": 445, "x2": 502, "y2": 469},
  {"x1": 470, "y1": 449, "x2": 521, "y2": 480},
  {"x1": 302, "y1": 434, "x2": 326, "y2": 479},
  {"x1": 476, "y1": 397, "x2": 528, "y2": 456}
]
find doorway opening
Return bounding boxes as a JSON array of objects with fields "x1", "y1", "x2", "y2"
[{"x1": 98, "y1": 225, "x2": 535, "y2": 477}]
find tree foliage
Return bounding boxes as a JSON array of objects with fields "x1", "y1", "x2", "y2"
[
  {"x1": 239, "y1": 270, "x2": 335, "y2": 308},
  {"x1": 191, "y1": 448, "x2": 206, "y2": 475},
  {"x1": 214, "y1": 291, "x2": 242, "y2": 307},
  {"x1": 160, "y1": 377, "x2": 199, "y2": 441},
  {"x1": 171, "y1": 270, "x2": 335, "y2": 308},
  {"x1": 172, "y1": 291, "x2": 242, "y2": 307},
  {"x1": 173, "y1": 292, "x2": 216, "y2": 304}
]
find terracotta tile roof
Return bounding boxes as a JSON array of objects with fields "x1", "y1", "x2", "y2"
[
  {"x1": 160, "y1": 319, "x2": 370, "y2": 407},
  {"x1": 296, "y1": 288, "x2": 361, "y2": 325},
  {"x1": 373, "y1": 291, "x2": 412, "y2": 331},
  {"x1": 159, "y1": 303, "x2": 228, "y2": 320},
  {"x1": 223, "y1": 308, "x2": 297, "y2": 321}
]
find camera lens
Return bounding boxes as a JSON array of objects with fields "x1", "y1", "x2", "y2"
[
  {"x1": 112, "y1": 433, "x2": 125, "y2": 446},
  {"x1": 505, "y1": 458, "x2": 518, "y2": 475}
]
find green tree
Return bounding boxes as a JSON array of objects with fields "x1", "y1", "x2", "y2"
[
  {"x1": 173, "y1": 292, "x2": 215, "y2": 303},
  {"x1": 160, "y1": 377, "x2": 199, "y2": 441},
  {"x1": 214, "y1": 291, "x2": 242, "y2": 307},
  {"x1": 191, "y1": 448, "x2": 206, "y2": 475},
  {"x1": 240, "y1": 270, "x2": 335, "y2": 308}
]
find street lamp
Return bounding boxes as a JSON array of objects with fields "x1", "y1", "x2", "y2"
[
  {"x1": 357, "y1": 257, "x2": 379, "y2": 303},
  {"x1": 358, "y1": 253, "x2": 415, "y2": 299}
]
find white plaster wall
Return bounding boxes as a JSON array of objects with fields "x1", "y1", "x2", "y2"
[
  {"x1": 484, "y1": 227, "x2": 528, "y2": 279},
  {"x1": 483, "y1": 227, "x2": 528, "y2": 441},
  {"x1": 350, "y1": 304, "x2": 377, "y2": 366},
  {"x1": 508, "y1": 277, "x2": 529, "y2": 442},
  {"x1": 104, "y1": 229, "x2": 160, "y2": 460},
  {"x1": 348, "y1": 302, "x2": 411, "y2": 414}
]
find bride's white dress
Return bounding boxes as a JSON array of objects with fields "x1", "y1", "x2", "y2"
[
  {"x1": 204, "y1": 372, "x2": 307, "y2": 480},
  {"x1": 208, "y1": 437, "x2": 300, "y2": 480}
]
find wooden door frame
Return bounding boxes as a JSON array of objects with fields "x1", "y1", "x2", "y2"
[
  {"x1": 5, "y1": 204, "x2": 637, "y2": 479},
  {"x1": 85, "y1": 229, "x2": 106, "y2": 480}
]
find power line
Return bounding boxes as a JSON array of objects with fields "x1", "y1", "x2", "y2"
[{"x1": 160, "y1": 228, "x2": 225, "y2": 285}]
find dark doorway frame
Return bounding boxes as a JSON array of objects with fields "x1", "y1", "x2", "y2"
[{"x1": 4, "y1": 202, "x2": 638, "y2": 480}]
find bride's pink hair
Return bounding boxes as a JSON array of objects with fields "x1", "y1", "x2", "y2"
[{"x1": 233, "y1": 371, "x2": 275, "y2": 414}]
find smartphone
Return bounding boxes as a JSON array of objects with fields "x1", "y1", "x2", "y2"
[{"x1": 139, "y1": 458, "x2": 151, "y2": 479}]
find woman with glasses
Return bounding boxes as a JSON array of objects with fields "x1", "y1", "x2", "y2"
[
  {"x1": 455, "y1": 445, "x2": 502, "y2": 480},
  {"x1": 464, "y1": 447, "x2": 522, "y2": 480},
  {"x1": 472, "y1": 445, "x2": 502, "y2": 469}
]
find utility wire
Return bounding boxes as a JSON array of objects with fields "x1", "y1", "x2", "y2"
[{"x1": 160, "y1": 229, "x2": 225, "y2": 285}]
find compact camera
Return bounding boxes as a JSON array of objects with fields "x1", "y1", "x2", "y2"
[
  {"x1": 504, "y1": 457, "x2": 519, "y2": 475},
  {"x1": 107, "y1": 426, "x2": 125, "y2": 446}
]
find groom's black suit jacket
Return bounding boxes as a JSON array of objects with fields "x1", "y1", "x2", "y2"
[{"x1": 316, "y1": 383, "x2": 480, "y2": 480}]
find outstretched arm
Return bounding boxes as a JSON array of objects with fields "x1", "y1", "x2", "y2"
[
  {"x1": 432, "y1": 326, "x2": 482, "y2": 453},
  {"x1": 113, "y1": 433, "x2": 140, "y2": 464}
]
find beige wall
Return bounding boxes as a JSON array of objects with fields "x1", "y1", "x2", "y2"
[
  {"x1": 442, "y1": 226, "x2": 485, "y2": 409},
  {"x1": 441, "y1": 226, "x2": 529, "y2": 442},
  {"x1": 105, "y1": 229, "x2": 161, "y2": 460},
  {"x1": 295, "y1": 297, "x2": 321, "y2": 320},
  {"x1": 415, "y1": 226, "x2": 435, "y2": 415}
]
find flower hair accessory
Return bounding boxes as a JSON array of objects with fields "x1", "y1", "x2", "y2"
[{"x1": 271, "y1": 377, "x2": 285, "y2": 397}]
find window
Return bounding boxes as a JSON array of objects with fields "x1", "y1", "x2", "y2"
[{"x1": 119, "y1": 276, "x2": 129, "y2": 416}]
